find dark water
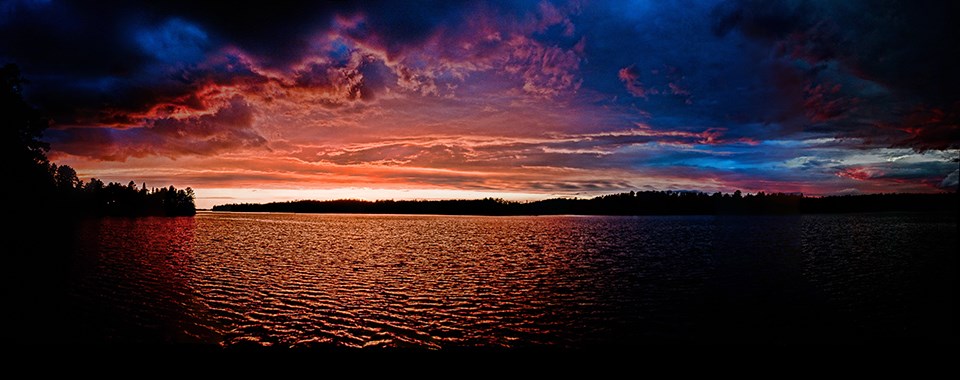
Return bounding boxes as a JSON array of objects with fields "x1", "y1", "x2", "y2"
[{"x1": 14, "y1": 212, "x2": 956, "y2": 346}]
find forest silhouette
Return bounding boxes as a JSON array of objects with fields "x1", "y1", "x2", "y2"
[
  {"x1": 213, "y1": 190, "x2": 957, "y2": 216},
  {"x1": 5, "y1": 64, "x2": 195, "y2": 217}
]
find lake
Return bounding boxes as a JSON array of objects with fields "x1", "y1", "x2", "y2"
[{"x1": 15, "y1": 212, "x2": 956, "y2": 346}]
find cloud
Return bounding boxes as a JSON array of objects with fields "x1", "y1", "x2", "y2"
[
  {"x1": 710, "y1": 0, "x2": 960, "y2": 151},
  {"x1": 835, "y1": 167, "x2": 876, "y2": 181},
  {"x1": 5, "y1": 0, "x2": 957, "y2": 201},
  {"x1": 940, "y1": 169, "x2": 959, "y2": 189},
  {"x1": 4, "y1": 0, "x2": 594, "y2": 128},
  {"x1": 830, "y1": 188, "x2": 862, "y2": 196},
  {"x1": 136, "y1": 18, "x2": 209, "y2": 64},
  {"x1": 291, "y1": 125, "x2": 764, "y2": 178},
  {"x1": 507, "y1": 36, "x2": 584, "y2": 97},
  {"x1": 288, "y1": 50, "x2": 378, "y2": 104},
  {"x1": 802, "y1": 82, "x2": 856, "y2": 122},
  {"x1": 833, "y1": 158, "x2": 957, "y2": 191},
  {"x1": 328, "y1": 2, "x2": 587, "y2": 99},
  {"x1": 889, "y1": 105, "x2": 960, "y2": 152},
  {"x1": 618, "y1": 65, "x2": 646, "y2": 98},
  {"x1": 50, "y1": 97, "x2": 266, "y2": 160}
]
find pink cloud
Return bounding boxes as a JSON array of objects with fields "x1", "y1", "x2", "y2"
[
  {"x1": 836, "y1": 167, "x2": 875, "y2": 181},
  {"x1": 618, "y1": 65, "x2": 646, "y2": 98}
]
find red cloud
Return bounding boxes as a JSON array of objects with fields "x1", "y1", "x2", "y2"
[
  {"x1": 894, "y1": 104, "x2": 960, "y2": 152},
  {"x1": 618, "y1": 65, "x2": 646, "y2": 98},
  {"x1": 836, "y1": 167, "x2": 878, "y2": 181},
  {"x1": 804, "y1": 82, "x2": 857, "y2": 122}
]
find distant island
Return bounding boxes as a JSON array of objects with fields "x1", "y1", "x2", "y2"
[
  {"x1": 5, "y1": 64, "x2": 196, "y2": 217},
  {"x1": 212, "y1": 191, "x2": 958, "y2": 216}
]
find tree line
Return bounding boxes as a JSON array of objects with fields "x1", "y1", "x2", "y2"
[
  {"x1": 5, "y1": 64, "x2": 195, "y2": 217},
  {"x1": 212, "y1": 190, "x2": 957, "y2": 216},
  {"x1": 47, "y1": 163, "x2": 196, "y2": 216}
]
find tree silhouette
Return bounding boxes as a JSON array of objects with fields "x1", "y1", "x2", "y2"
[
  {"x1": 4, "y1": 64, "x2": 195, "y2": 217},
  {"x1": 3, "y1": 64, "x2": 48, "y2": 166},
  {"x1": 213, "y1": 190, "x2": 956, "y2": 215},
  {"x1": 4, "y1": 64, "x2": 55, "y2": 206},
  {"x1": 52, "y1": 164, "x2": 81, "y2": 191}
]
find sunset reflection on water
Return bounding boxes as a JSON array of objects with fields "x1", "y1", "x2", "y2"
[{"x1": 60, "y1": 212, "x2": 956, "y2": 347}]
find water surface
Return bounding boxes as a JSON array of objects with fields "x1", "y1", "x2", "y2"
[{"x1": 25, "y1": 212, "x2": 957, "y2": 346}]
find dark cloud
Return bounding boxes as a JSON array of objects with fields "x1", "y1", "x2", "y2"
[
  {"x1": 2, "y1": 1, "x2": 579, "y2": 120},
  {"x1": 941, "y1": 170, "x2": 959, "y2": 189},
  {"x1": 890, "y1": 105, "x2": 960, "y2": 152},
  {"x1": 49, "y1": 97, "x2": 266, "y2": 160},
  {"x1": 0, "y1": 2, "x2": 324, "y2": 116},
  {"x1": 711, "y1": 0, "x2": 960, "y2": 150},
  {"x1": 3, "y1": 0, "x2": 956, "y2": 195},
  {"x1": 1, "y1": 1, "x2": 150, "y2": 77}
]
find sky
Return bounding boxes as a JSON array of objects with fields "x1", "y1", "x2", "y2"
[{"x1": 3, "y1": 0, "x2": 958, "y2": 208}]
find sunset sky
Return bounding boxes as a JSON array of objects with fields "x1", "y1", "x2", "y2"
[{"x1": 3, "y1": 0, "x2": 958, "y2": 208}]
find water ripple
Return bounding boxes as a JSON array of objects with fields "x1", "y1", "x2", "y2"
[{"x1": 60, "y1": 212, "x2": 957, "y2": 346}]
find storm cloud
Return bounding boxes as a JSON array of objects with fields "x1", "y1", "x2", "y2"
[{"x1": 3, "y1": 0, "x2": 957, "y2": 201}]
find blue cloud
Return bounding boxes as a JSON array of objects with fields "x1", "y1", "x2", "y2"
[{"x1": 136, "y1": 18, "x2": 209, "y2": 64}]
